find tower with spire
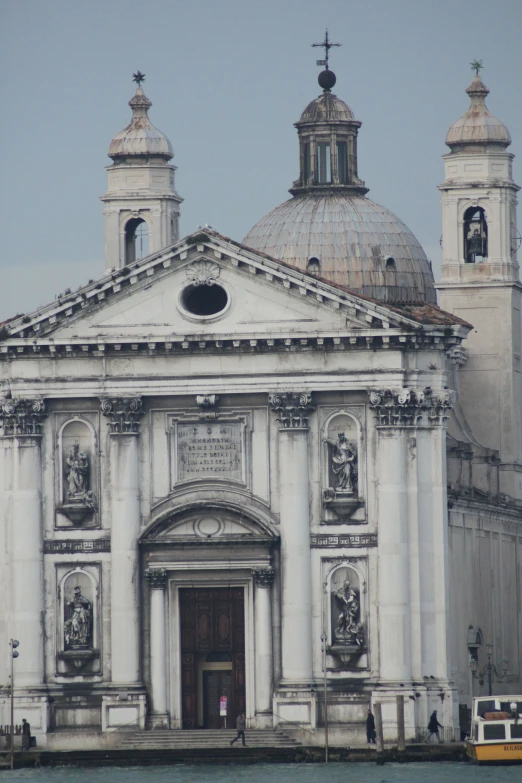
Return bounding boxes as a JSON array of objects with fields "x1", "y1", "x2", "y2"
[
  {"x1": 101, "y1": 74, "x2": 182, "y2": 270},
  {"x1": 437, "y1": 66, "x2": 522, "y2": 499}
]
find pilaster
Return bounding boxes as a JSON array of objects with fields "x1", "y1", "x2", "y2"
[
  {"x1": 145, "y1": 568, "x2": 169, "y2": 729},
  {"x1": 252, "y1": 567, "x2": 274, "y2": 719}
]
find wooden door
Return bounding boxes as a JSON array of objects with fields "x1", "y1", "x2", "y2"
[
  {"x1": 180, "y1": 587, "x2": 245, "y2": 729},
  {"x1": 203, "y1": 670, "x2": 233, "y2": 728}
]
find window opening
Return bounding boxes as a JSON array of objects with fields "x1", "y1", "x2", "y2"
[
  {"x1": 464, "y1": 207, "x2": 487, "y2": 263},
  {"x1": 337, "y1": 142, "x2": 348, "y2": 183},
  {"x1": 317, "y1": 143, "x2": 331, "y2": 184},
  {"x1": 125, "y1": 218, "x2": 149, "y2": 265},
  {"x1": 181, "y1": 283, "x2": 228, "y2": 317},
  {"x1": 483, "y1": 724, "x2": 506, "y2": 741},
  {"x1": 303, "y1": 143, "x2": 310, "y2": 183},
  {"x1": 307, "y1": 257, "x2": 321, "y2": 276}
]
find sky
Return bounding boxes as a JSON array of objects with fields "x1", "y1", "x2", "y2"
[{"x1": 1, "y1": 0, "x2": 521, "y2": 318}]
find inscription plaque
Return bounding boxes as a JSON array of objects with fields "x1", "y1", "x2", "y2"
[{"x1": 177, "y1": 422, "x2": 242, "y2": 482}]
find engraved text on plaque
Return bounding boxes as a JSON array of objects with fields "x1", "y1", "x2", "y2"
[{"x1": 177, "y1": 423, "x2": 243, "y2": 482}]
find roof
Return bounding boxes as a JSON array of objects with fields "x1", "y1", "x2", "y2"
[{"x1": 446, "y1": 74, "x2": 511, "y2": 151}]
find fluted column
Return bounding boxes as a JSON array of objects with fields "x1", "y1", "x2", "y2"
[
  {"x1": 145, "y1": 569, "x2": 169, "y2": 727},
  {"x1": 101, "y1": 397, "x2": 145, "y2": 684},
  {"x1": 269, "y1": 392, "x2": 314, "y2": 685},
  {"x1": 1, "y1": 399, "x2": 46, "y2": 687},
  {"x1": 253, "y1": 567, "x2": 274, "y2": 714}
]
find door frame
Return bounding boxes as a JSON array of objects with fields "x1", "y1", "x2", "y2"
[{"x1": 167, "y1": 572, "x2": 255, "y2": 729}]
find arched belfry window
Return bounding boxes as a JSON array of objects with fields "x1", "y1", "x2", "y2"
[
  {"x1": 317, "y1": 143, "x2": 332, "y2": 183},
  {"x1": 125, "y1": 217, "x2": 149, "y2": 265},
  {"x1": 464, "y1": 207, "x2": 488, "y2": 263}
]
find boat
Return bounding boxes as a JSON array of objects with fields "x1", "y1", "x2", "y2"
[{"x1": 466, "y1": 695, "x2": 522, "y2": 763}]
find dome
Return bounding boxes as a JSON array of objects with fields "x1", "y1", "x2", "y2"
[
  {"x1": 108, "y1": 87, "x2": 174, "y2": 160},
  {"x1": 446, "y1": 73, "x2": 511, "y2": 150},
  {"x1": 243, "y1": 193, "x2": 436, "y2": 304},
  {"x1": 298, "y1": 92, "x2": 355, "y2": 124}
]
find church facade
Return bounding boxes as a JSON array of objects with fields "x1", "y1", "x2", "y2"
[{"x1": 0, "y1": 64, "x2": 520, "y2": 748}]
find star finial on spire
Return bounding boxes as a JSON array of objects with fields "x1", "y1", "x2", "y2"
[
  {"x1": 312, "y1": 29, "x2": 341, "y2": 70},
  {"x1": 470, "y1": 59, "x2": 483, "y2": 76},
  {"x1": 132, "y1": 71, "x2": 146, "y2": 86}
]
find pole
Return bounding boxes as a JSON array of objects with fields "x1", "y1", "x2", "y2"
[
  {"x1": 321, "y1": 633, "x2": 328, "y2": 763},
  {"x1": 10, "y1": 642, "x2": 14, "y2": 771},
  {"x1": 396, "y1": 695, "x2": 405, "y2": 752},
  {"x1": 375, "y1": 702, "x2": 384, "y2": 754}
]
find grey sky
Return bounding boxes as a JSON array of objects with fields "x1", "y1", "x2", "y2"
[{"x1": 1, "y1": 0, "x2": 521, "y2": 318}]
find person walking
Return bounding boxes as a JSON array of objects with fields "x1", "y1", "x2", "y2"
[
  {"x1": 425, "y1": 710, "x2": 443, "y2": 743},
  {"x1": 21, "y1": 719, "x2": 31, "y2": 751},
  {"x1": 366, "y1": 709, "x2": 376, "y2": 744},
  {"x1": 230, "y1": 712, "x2": 246, "y2": 746}
]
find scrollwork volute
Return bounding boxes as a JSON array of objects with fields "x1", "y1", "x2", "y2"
[
  {"x1": 100, "y1": 397, "x2": 144, "y2": 434},
  {"x1": 144, "y1": 568, "x2": 168, "y2": 590},
  {"x1": 268, "y1": 392, "x2": 314, "y2": 429},
  {"x1": 368, "y1": 388, "x2": 455, "y2": 427},
  {"x1": 0, "y1": 398, "x2": 47, "y2": 437}
]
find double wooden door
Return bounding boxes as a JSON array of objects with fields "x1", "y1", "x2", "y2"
[{"x1": 180, "y1": 587, "x2": 245, "y2": 728}]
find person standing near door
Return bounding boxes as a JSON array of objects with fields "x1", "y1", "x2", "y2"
[{"x1": 230, "y1": 713, "x2": 246, "y2": 746}]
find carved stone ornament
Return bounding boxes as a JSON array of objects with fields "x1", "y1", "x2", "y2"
[
  {"x1": 0, "y1": 398, "x2": 46, "y2": 437},
  {"x1": 368, "y1": 388, "x2": 455, "y2": 427},
  {"x1": 268, "y1": 392, "x2": 314, "y2": 429},
  {"x1": 447, "y1": 345, "x2": 469, "y2": 366},
  {"x1": 64, "y1": 585, "x2": 93, "y2": 650},
  {"x1": 252, "y1": 567, "x2": 275, "y2": 587},
  {"x1": 196, "y1": 394, "x2": 220, "y2": 420},
  {"x1": 144, "y1": 568, "x2": 168, "y2": 590},
  {"x1": 100, "y1": 397, "x2": 144, "y2": 434},
  {"x1": 186, "y1": 260, "x2": 220, "y2": 286},
  {"x1": 332, "y1": 579, "x2": 365, "y2": 648}
]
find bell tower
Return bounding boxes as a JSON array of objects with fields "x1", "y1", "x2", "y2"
[
  {"x1": 101, "y1": 73, "x2": 182, "y2": 270},
  {"x1": 437, "y1": 66, "x2": 522, "y2": 498}
]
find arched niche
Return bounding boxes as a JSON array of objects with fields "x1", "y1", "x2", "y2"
[
  {"x1": 322, "y1": 411, "x2": 365, "y2": 521},
  {"x1": 324, "y1": 562, "x2": 368, "y2": 668},
  {"x1": 57, "y1": 418, "x2": 97, "y2": 525},
  {"x1": 463, "y1": 205, "x2": 488, "y2": 263},
  {"x1": 57, "y1": 566, "x2": 100, "y2": 675}
]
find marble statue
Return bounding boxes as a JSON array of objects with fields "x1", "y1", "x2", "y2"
[
  {"x1": 64, "y1": 586, "x2": 92, "y2": 649},
  {"x1": 66, "y1": 441, "x2": 89, "y2": 498},
  {"x1": 325, "y1": 433, "x2": 357, "y2": 493},
  {"x1": 333, "y1": 580, "x2": 364, "y2": 646}
]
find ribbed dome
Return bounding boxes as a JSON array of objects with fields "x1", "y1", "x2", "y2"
[
  {"x1": 446, "y1": 73, "x2": 511, "y2": 150},
  {"x1": 108, "y1": 87, "x2": 174, "y2": 160},
  {"x1": 243, "y1": 193, "x2": 436, "y2": 304},
  {"x1": 299, "y1": 92, "x2": 355, "y2": 124}
]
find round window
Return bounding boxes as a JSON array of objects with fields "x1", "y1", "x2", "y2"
[{"x1": 179, "y1": 283, "x2": 229, "y2": 318}]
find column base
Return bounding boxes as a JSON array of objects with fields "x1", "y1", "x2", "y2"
[
  {"x1": 273, "y1": 687, "x2": 317, "y2": 730},
  {"x1": 147, "y1": 712, "x2": 170, "y2": 730}
]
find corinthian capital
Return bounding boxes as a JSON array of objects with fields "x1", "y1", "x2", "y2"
[
  {"x1": 368, "y1": 387, "x2": 455, "y2": 428},
  {"x1": 100, "y1": 397, "x2": 144, "y2": 434},
  {"x1": 144, "y1": 568, "x2": 168, "y2": 590},
  {"x1": 252, "y1": 567, "x2": 275, "y2": 587},
  {"x1": 268, "y1": 392, "x2": 314, "y2": 429},
  {"x1": 0, "y1": 398, "x2": 46, "y2": 437}
]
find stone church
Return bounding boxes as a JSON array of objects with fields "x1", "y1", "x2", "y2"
[{"x1": 0, "y1": 60, "x2": 520, "y2": 748}]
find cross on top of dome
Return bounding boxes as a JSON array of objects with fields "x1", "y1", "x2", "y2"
[{"x1": 312, "y1": 30, "x2": 341, "y2": 92}]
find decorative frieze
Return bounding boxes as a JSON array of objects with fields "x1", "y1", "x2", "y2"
[
  {"x1": 0, "y1": 398, "x2": 46, "y2": 437},
  {"x1": 311, "y1": 533, "x2": 377, "y2": 548},
  {"x1": 269, "y1": 392, "x2": 314, "y2": 428},
  {"x1": 100, "y1": 397, "x2": 144, "y2": 434},
  {"x1": 144, "y1": 568, "x2": 168, "y2": 590},
  {"x1": 44, "y1": 539, "x2": 110, "y2": 554},
  {"x1": 252, "y1": 567, "x2": 275, "y2": 587},
  {"x1": 368, "y1": 388, "x2": 455, "y2": 427}
]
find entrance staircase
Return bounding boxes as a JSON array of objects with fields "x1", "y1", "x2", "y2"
[{"x1": 119, "y1": 728, "x2": 301, "y2": 749}]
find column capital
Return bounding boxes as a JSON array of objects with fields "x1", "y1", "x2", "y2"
[
  {"x1": 268, "y1": 392, "x2": 314, "y2": 429},
  {"x1": 252, "y1": 567, "x2": 275, "y2": 587},
  {"x1": 0, "y1": 398, "x2": 46, "y2": 437},
  {"x1": 100, "y1": 397, "x2": 144, "y2": 434},
  {"x1": 145, "y1": 568, "x2": 168, "y2": 590},
  {"x1": 368, "y1": 388, "x2": 455, "y2": 428}
]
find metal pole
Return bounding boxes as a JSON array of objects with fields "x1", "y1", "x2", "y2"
[
  {"x1": 10, "y1": 642, "x2": 14, "y2": 771},
  {"x1": 321, "y1": 633, "x2": 328, "y2": 763},
  {"x1": 396, "y1": 695, "x2": 405, "y2": 752},
  {"x1": 487, "y1": 649, "x2": 492, "y2": 697}
]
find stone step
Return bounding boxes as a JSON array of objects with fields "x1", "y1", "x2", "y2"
[{"x1": 120, "y1": 729, "x2": 300, "y2": 748}]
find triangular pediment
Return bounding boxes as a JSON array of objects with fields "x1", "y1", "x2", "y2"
[{"x1": 1, "y1": 230, "x2": 469, "y2": 356}]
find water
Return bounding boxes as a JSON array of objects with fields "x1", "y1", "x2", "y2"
[{"x1": 0, "y1": 764, "x2": 517, "y2": 783}]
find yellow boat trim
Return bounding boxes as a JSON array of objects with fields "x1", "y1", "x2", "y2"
[{"x1": 466, "y1": 740, "x2": 522, "y2": 762}]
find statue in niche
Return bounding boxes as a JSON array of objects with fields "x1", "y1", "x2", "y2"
[
  {"x1": 333, "y1": 580, "x2": 364, "y2": 646},
  {"x1": 64, "y1": 585, "x2": 92, "y2": 649},
  {"x1": 325, "y1": 432, "x2": 357, "y2": 493},
  {"x1": 66, "y1": 440, "x2": 89, "y2": 498}
]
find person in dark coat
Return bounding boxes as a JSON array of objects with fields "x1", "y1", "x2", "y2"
[
  {"x1": 21, "y1": 719, "x2": 31, "y2": 751},
  {"x1": 425, "y1": 710, "x2": 443, "y2": 743},
  {"x1": 230, "y1": 712, "x2": 246, "y2": 746},
  {"x1": 366, "y1": 709, "x2": 376, "y2": 744}
]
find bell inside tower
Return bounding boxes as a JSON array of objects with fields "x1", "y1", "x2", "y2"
[
  {"x1": 125, "y1": 218, "x2": 149, "y2": 265},
  {"x1": 464, "y1": 206, "x2": 488, "y2": 263}
]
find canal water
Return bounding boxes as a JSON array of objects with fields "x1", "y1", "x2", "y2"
[{"x1": 0, "y1": 763, "x2": 516, "y2": 783}]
